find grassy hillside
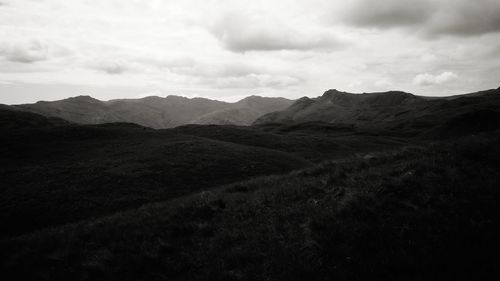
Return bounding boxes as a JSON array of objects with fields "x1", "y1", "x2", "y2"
[
  {"x1": 190, "y1": 96, "x2": 294, "y2": 126},
  {"x1": 173, "y1": 123, "x2": 409, "y2": 162},
  {"x1": 254, "y1": 89, "x2": 500, "y2": 136},
  {"x1": 2, "y1": 90, "x2": 500, "y2": 280},
  {"x1": 2, "y1": 131, "x2": 499, "y2": 281},
  {"x1": 0, "y1": 124, "x2": 309, "y2": 237},
  {"x1": 0, "y1": 106, "x2": 68, "y2": 129}
]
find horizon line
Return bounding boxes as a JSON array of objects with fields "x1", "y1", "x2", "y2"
[{"x1": 5, "y1": 86, "x2": 499, "y2": 106}]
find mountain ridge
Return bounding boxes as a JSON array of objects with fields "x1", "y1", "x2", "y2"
[
  {"x1": 6, "y1": 87, "x2": 500, "y2": 129},
  {"x1": 14, "y1": 95, "x2": 294, "y2": 128},
  {"x1": 254, "y1": 87, "x2": 500, "y2": 127}
]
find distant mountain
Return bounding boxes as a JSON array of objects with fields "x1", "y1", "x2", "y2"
[
  {"x1": 190, "y1": 96, "x2": 294, "y2": 126},
  {"x1": 15, "y1": 95, "x2": 293, "y2": 128},
  {"x1": 106, "y1": 96, "x2": 230, "y2": 128},
  {"x1": 9, "y1": 87, "x2": 500, "y2": 132},
  {"x1": 253, "y1": 88, "x2": 500, "y2": 135},
  {"x1": 254, "y1": 89, "x2": 426, "y2": 125}
]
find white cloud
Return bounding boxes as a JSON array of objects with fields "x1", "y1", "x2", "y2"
[{"x1": 413, "y1": 72, "x2": 458, "y2": 86}]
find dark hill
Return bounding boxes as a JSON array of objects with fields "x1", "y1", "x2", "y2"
[
  {"x1": 389, "y1": 90, "x2": 500, "y2": 138},
  {"x1": 2, "y1": 87, "x2": 500, "y2": 281},
  {"x1": 254, "y1": 90, "x2": 425, "y2": 125},
  {"x1": 0, "y1": 105, "x2": 69, "y2": 129},
  {"x1": 437, "y1": 109, "x2": 500, "y2": 137},
  {"x1": 254, "y1": 88, "x2": 500, "y2": 139},
  {"x1": 0, "y1": 123, "x2": 309, "y2": 237},
  {"x1": 173, "y1": 122, "x2": 409, "y2": 162},
  {"x1": 2, "y1": 131, "x2": 499, "y2": 281}
]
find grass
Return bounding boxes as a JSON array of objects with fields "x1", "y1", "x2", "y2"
[
  {"x1": 0, "y1": 124, "x2": 309, "y2": 237},
  {"x1": 2, "y1": 131, "x2": 499, "y2": 281},
  {"x1": 173, "y1": 123, "x2": 411, "y2": 162}
]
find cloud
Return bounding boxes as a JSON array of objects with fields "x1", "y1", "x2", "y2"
[
  {"x1": 374, "y1": 79, "x2": 393, "y2": 88},
  {"x1": 337, "y1": 0, "x2": 500, "y2": 37},
  {"x1": 211, "y1": 11, "x2": 345, "y2": 52},
  {"x1": 429, "y1": 0, "x2": 500, "y2": 37},
  {"x1": 0, "y1": 0, "x2": 498, "y2": 104},
  {"x1": 205, "y1": 74, "x2": 303, "y2": 89},
  {"x1": 0, "y1": 39, "x2": 48, "y2": 63},
  {"x1": 173, "y1": 59, "x2": 303, "y2": 90},
  {"x1": 174, "y1": 61, "x2": 262, "y2": 79},
  {"x1": 88, "y1": 58, "x2": 132, "y2": 74},
  {"x1": 413, "y1": 72, "x2": 458, "y2": 86},
  {"x1": 341, "y1": 0, "x2": 432, "y2": 28}
]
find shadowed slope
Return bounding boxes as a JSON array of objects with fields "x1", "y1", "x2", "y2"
[
  {"x1": 173, "y1": 123, "x2": 409, "y2": 162},
  {"x1": 254, "y1": 90, "x2": 425, "y2": 125},
  {"x1": 0, "y1": 105, "x2": 69, "y2": 129},
  {"x1": 254, "y1": 88, "x2": 500, "y2": 139},
  {"x1": 2, "y1": 132, "x2": 499, "y2": 281},
  {"x1": 0, "y1": 124, "x2": 309, "y2": 237}
]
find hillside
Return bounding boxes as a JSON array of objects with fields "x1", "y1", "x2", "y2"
[
  {"x1": 173, "y1": 123, "x2": 409, "y2": 162},
  {"x1": 254, "y1": 90, "x2": 425, "y2": 125},
  {"x1": 254, "y1": 88, "x2": 500, "y2": 137},
  {"x1": 15, "y1": 95, "x2": 293, "y2": 128},
  {"x1": 1, "y1": 88, "x2": 500, "y2": 280},
  {"x1": 190, "y1": 96, "x2": 293, "y2": 126},
  {"x1": 2, "y1": 131, "x2": 499, "y2": 281},
  {"x1": 0, "y1": 105, "x2": 69, "y2": 129},
  {"x1": 0, "y1": 123, "x2": 309, "y2": 237}
]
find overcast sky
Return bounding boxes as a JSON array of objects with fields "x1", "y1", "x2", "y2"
[{"x1": 1, "y1": 0, "x2": 499, "y2": 104}]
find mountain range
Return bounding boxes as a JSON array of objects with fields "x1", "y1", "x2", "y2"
[
  {"x1": 254, "y1": 88, "x2": 500, "y2": 128},
  {"x1": 12, "y1": 95, "x2": 293, "y2": 128},
  {"x1": 6, "y1": 87, "x2": 499, "y2": 130}
]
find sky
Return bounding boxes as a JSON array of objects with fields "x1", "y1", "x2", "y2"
[{"x1": 0, "y1": 0, "x2": 500, "y2": 104}]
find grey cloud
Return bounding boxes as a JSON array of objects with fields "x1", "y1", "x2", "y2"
[
  {"x1": 339, "y1": 0, "x2": 500, "y2": 37},
  {"x1": 341, "y1": 0, "x2": 432, "y2": 28},
  {"x1": 0, "y1": 40, "x2": 48, "y2": 63},
  {"x1": 177, "y1": 62, "x2": 262, "y2": 78},
  {"x1": 212, "y1": 12, "x2": 345, "y2": 52},
  {"x1": 428, "y1": 0, "x2": 500, "y2": 37},
  {"x1": 90, "y1": 59, "x2": 130, "y2": 74},
  {"x1": 199, "y1": 74, "x2": 303, "y2": 89}
]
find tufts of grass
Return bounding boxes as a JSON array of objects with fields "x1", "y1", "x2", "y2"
[{"x1": 1, "y1": 132, "x2": 500, "y2": 280}]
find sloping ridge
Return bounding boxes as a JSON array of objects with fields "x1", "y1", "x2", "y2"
[
  {"x1": 190, "y1": 96, "x2": 294, "y2": 126},
  {"x1": 253, "y1": 89, "x2": 424, "y2": 125},
  {"x1": 0, "y1": 105, "x2": 69, "y2": 129},
  {"x1": 438, "y1": 109, "x2": 500, "y2": 137},
  {"x1": 18, "y1": 96, "x2": 122, "y2": 125}
]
